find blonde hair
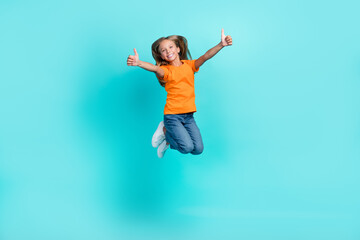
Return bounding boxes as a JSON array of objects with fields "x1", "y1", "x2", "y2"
[{"x1": 151, "y1": 35, "x2": 192, "y2": 87}]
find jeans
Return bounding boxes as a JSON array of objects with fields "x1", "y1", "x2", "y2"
[{"x1": 163, "y1": 113, "x2": 204, "y2": 155}]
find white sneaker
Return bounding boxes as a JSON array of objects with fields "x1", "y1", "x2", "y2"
[
  {"x1": 157, "y1": 140, "x2": 169, "y2": 158},
  {"x1": 152, "y1": 121, "x2": 165, "y2": 148}
]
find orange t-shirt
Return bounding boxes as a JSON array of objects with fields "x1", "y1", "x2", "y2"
[{"x1": 157, "y1": 59, "x2": 199, "y2": 115}]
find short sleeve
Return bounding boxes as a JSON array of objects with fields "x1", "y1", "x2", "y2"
[
  {"x1": 189, "y1": 59, "x2": 199, "y2": 73},
  {"x1": 157, "y1": 65, "x2": 171, "y2": 80}
]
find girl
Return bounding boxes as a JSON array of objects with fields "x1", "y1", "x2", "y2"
[{"x1": 127, "y1": 29, "x2": 232, "y2": 158}]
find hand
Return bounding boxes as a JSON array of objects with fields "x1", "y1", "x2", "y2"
[
  {"x1": 127, "y1": 48, "x2": 140, "y2": 66},
  {"x1": 221, "y1": 29, "x2": 233, "y2": 47}
]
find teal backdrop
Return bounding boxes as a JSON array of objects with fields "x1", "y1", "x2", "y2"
[{"x1": 1, "y1": 0, "x2": 359, "y2": 239}]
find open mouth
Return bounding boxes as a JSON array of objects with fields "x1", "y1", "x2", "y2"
[{"x1": 167, "y1": 53, "x2": 174, "y2": 58}]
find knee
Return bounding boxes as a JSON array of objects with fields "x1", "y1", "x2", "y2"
[
  {"x1": 191, "y1": 145, "x2": 204, "y2": 155},
  {"x1": 178, "y1": 142, "x2": 194, "y2": 154}
]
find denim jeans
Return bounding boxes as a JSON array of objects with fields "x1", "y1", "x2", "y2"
[{"x1": 163, "y1": 113, "x2": 204, "y2": 155}]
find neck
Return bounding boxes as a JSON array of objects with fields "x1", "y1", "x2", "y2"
[{"x1": 169, "y1": 58, "x2": 182, "y2": 67}]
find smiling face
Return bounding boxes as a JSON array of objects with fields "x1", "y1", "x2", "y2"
[{"x1": 159, "y1": 39, "x2": 180, "y2": 63}]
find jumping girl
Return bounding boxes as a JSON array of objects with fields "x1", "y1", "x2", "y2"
[{"x1": 127, "y1": 29, "x2": 232, "y2": 158}]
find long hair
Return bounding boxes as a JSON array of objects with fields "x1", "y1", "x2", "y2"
[{"x1": 151, "y1": 35, "x2": 192, "y2": 87}]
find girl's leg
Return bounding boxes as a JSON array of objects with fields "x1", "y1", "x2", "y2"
[
  {"x1": 163, "y1": 127, "x2": 169, "y2": 145},
  {"x1": 183, "y1": 113, "x2": 204, "y2": 155},
  {"x1": 164, "y1": 114, "x2": 194, "y2": 154}
]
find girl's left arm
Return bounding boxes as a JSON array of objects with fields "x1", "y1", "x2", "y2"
[{"x1": 195, "y1": 29, "x2": 232, "y2": 69}]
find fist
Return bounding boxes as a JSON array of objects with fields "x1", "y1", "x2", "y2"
[
  {"x1": 127, "y1": 48, "x2": 139, "y2": 66},
  {"x1": 221, "y1": 29, "x2": 233, "y2": 47}
]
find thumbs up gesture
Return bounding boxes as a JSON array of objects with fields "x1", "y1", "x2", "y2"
[
  {"x1": 127, "y1": 48, "x2": 140, "y2": 66},
  {"x1": 221, "y1": 29, "x2": 232, "y2": 47}
]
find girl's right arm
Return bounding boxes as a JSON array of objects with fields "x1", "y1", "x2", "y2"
[{"x1": 127, "y1": 48, "x2": 164, "y2": 78}]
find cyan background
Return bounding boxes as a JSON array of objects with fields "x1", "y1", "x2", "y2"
[{"x1": 1, "y1": 0, "x2": 359, "y2": 239}]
